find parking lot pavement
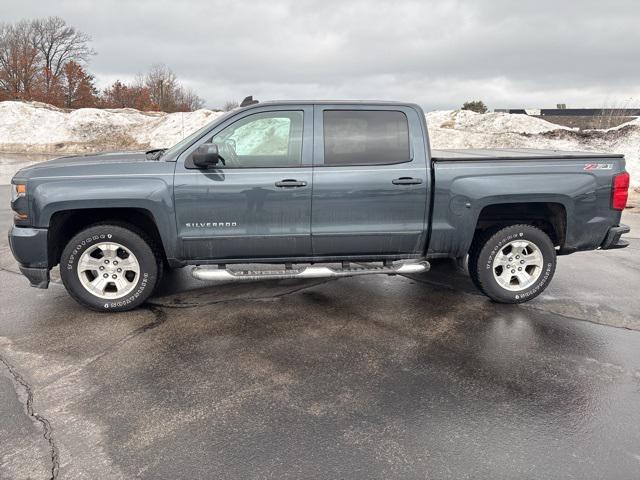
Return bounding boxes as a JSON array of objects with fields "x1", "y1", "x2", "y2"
[{"x1": 1, "y1": 184, "x2": 640, "y2": 479}]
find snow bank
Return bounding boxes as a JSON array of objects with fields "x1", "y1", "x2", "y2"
[
  {"x1": 138, "y1": 109, "x2": 225, "y2": 148},
  {"x1": 426, "y1": 109, "x2": 571, "y2": 134},
  {"x1": 0, "y1": 101, "x2": 224, "y2": 153},
  {"x1": 0, "y1": 101, "x2": 638, "y2": 188}
]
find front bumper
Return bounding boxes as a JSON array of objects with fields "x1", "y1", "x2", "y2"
[
  {"x1": 18, "y1": 266, "x2": 50, "y2": 289},
  {"x1": 600, "y1": 224, "x2": 630, "y2": 250},
  {"x1": 8, "y1": 226, "x2": 50, "y2": 288}
]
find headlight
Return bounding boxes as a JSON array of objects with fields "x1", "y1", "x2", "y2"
[
  {"x1": 11, "y1": 183, "x2": 26, "y2": 202},
  {"x1": 11, "y1": 183, "x2": 28, "y2": 222}
]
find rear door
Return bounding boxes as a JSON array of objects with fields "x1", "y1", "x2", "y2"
[{"x1": 311, "y1": 105, "x2": 429, "y2": 256}]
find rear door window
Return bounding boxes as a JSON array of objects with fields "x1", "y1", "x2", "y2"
[{"x1": 323, "y1": 110, "x2": 410, "y2": 166}]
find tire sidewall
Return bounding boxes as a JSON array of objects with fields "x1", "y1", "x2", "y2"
[
  {"x1": 478, "y1": 226, "x2": 556, "y2": 303},
  {"x1": 60, "y1": 226, "x2": 157, "y2": 312}
]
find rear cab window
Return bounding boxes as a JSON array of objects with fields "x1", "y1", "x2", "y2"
[{"x1": 322, "y1": 110, "x2": 411, "y2": 166}]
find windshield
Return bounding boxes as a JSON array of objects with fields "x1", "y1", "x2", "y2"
[{"x1": 160, "y1": 110, "x2": 236, "y2": 159}]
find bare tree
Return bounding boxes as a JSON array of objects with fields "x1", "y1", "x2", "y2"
[
  {"x1": 0, "y1": 20, "x2": 207, "y2": 111},
  {"x1": 102, "y1": 71, "x2": 203, "y2": 112},
  {"x1": 102, "y1": 79, "x2": 156, "y2": 110},
  {"x1": 175, "y1": 86, "x2": 204, "y2": 111},
  {"x1": 142, "y1": 63, "x2": 204, "y2": 112},
  {"x1": 31, "y1": 16, "x2": 95, "y2": 96},
  {"x1": 223, "y1": 100, "x2": 239, "y2": 111},
  {"x1": 144, "y1": 63, "x2": 178, "y2": 111},
  {"x1": 0, "y1": 20, "x2": 41, "y2": 98}
]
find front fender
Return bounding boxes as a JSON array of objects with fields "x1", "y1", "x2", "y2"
[{"x1": 29, "y1": 177, "x2": 178, "y2": 258}]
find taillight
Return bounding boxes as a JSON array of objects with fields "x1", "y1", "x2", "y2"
[{"x1": 612, "y1": 172, "x2": 630, "y2": 210}]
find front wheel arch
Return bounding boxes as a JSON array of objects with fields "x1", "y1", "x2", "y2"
[{"x1": 48, "y1": 208, "x2": 169, "y2": 268}]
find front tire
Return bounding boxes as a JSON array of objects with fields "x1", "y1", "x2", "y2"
[
  {"x1": 60, "y1": 224, "x2": 161, "y2": 312},
  {"x1": 469, "y1": 224, "x2": 556, "y2": 303}
]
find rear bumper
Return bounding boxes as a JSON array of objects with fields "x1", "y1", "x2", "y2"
[
  {"x1": 8, "y1": 226, "x2": 50, "y2": 288},
  {"x1": 600, "y1": 224, "x2": 630, "y2": 250}
]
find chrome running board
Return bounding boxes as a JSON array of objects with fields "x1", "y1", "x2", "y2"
[{"x1": 191, "y1": 261, "x2": 429, "y2": 282}]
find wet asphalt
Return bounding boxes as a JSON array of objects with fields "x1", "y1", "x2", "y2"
[{"x1": 1, "y1": 183, "x2": 639, "y2": 479}]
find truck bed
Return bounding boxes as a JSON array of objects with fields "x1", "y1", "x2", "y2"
[
  {"x1": 428, "y1": 146, "x2": 627, "y2": 258},
  {"x1": 431, "y1": 148, "x2": 623, "y2": 161}
]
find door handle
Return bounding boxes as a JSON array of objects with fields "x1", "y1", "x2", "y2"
[
  {"x1": 275, "y1": 179, "x2": 307, "y2": 188},
  {"x1": 392, "y1": 177, "x2": 423, "y2": 185}
]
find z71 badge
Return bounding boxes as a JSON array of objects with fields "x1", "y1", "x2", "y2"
[{"x1": 584, "y1": 163, "x2": 613, "y2": 170}]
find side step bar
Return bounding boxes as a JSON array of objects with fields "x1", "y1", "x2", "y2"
[{"x1": 191, "y1": 261, "x2": 429, "y2": 282}]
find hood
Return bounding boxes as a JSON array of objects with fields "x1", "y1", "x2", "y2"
[
  {"x1": 13, "y1": 150, "x2": 163, "y2": 181},
  {"x1": 25, "y1": 151, "x2": 151, "y2": 169}
]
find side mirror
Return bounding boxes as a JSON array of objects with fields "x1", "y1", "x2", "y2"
[{"x1": 192, "y1": 143, "x2": 221, "y2": 168}]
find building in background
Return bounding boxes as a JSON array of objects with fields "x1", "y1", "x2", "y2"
[{"x1": 494, "y1": 108, "x2": 640, "y2": 129}]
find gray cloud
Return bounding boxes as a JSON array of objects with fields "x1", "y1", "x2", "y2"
[{"x1": 3, "y1": 0, "x2": 640, "y2": 110}]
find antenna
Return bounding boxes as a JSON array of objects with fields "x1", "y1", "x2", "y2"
[{"x1": 240, "y1": 96, "x2": 259, "y2": 107}]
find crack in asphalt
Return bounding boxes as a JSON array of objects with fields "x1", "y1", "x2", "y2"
[
  {"x1": 136, "y1": 304, "x2": 168, "y2": 332},
  {"x1": 403, "y1": 273, "x2": 640, "y2": 332},
  {"x1": 43, "y1": 305, "x2": 168, "y2": 389},
  {"x1": 0, "y1": 353, "x2": 59, "y2": 480},
  {"x1": 83, "y1": 304, "x2": 168, "y2": 366},
  {"x1": 521, "y1": 304, "x2": 640, "y2": 332},
  {"x1": 401, "y1": 272, "x2": 480, "y2": 295},
  {"x1": 152, "y1": 272, "x2": 639, "y2": 332},
  {"x1": 0, "y1": 265, "x2": 24, "y2": 276},
  {"x1": 0, "y1": 265, "x2": 63, "y2": 285},
  {"x1": 39, "y1": 282, "x2": 336, "y2": 395},
  {"x1": 148, "y1": 278, "x2": 337, "y2": 310},
  {"x1": 30, "y1": 305, "x2": 169, "y2": 394},
  {"x1": 42, "y1": 282, "x2": 336, "y2": 390},
  {"x1": 5, "y1": 281, "x2": 332, "y2": 395}
]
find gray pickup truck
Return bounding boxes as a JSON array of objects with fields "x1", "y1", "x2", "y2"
[{"x1": 9, "y1": 101, "x2": 631, "y2": 311}]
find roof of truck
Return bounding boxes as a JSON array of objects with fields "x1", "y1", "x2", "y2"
[
  {"x1": 237, "y1": 100, "x2": 424, "y2": 112},
  {"x1": 251, "y1": 100, "x2": 417, "y2": 106},
  {"x1": 431, "y1": 148, "x2": 623, "y2": 161}
]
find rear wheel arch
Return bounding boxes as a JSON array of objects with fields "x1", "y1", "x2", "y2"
[{"x1": 470, "y1": 201, "x2": 567, "y2": 251}]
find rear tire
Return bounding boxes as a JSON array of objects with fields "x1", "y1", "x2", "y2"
[
  {"x1": 60, "y1": 224, "x2": 162, "y2": 312},
  {"x1": 468, "y1": 224, "x2": 556, "y2": 303}
]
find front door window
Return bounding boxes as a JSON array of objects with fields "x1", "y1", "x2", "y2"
[{"x1": 211, "y1": 111, "x2": 304, "y2": 168}]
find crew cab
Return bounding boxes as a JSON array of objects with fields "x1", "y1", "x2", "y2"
[{"x1": 9, "y1": 101, "x2": 631, "y2": 311}]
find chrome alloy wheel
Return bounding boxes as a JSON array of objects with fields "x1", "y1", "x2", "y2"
[
  {"x1": 77, "y1": 242, "x2": 140, "y2": 299},
  {"x1": 491, "y1": 239, "x2": 543, "y2": 291}
]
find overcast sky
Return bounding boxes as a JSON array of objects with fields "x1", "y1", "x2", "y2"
[{"x1": 3, "y1": 0, "x2": 640, "y2": 110}]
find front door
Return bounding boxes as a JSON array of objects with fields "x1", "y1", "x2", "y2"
[
  {"x1": 311, "y1": 105, "x2": 429, "y2": 256},
  {"x1": 174, "y1": 107, "x2": 313, "y2": 261}
]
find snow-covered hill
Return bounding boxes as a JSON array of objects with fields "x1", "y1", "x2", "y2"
[{"x1": 0, "y1": 101, "x2": 638, "y2": 188}]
